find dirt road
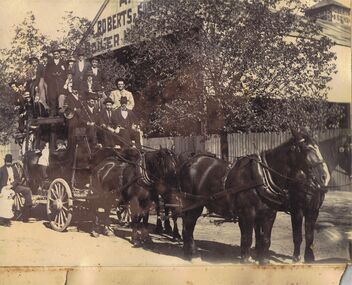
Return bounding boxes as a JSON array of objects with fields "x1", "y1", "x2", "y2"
[{"x1": 0, "y1": 191, "x2": 350, "y2": 266}]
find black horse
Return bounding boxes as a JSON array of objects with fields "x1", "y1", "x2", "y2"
[
  {"x1": 140, "y1": 147, "x2": 181, "y2": 239},
  {"x1": 179, "y1": 130, "x2": 329, "y2": 263},
  {"x1": 290, "y1": 134, "x2": 352, "y2": 263},
  {"x1": 89, "y1": 147, "x2": 179, "y2": 246},
  {"x1": 89, "y1": 147, "x2": 149, "y2": 241},
  {"x1": 152, "y1": 150, "x2": 215, "y2": 239}
]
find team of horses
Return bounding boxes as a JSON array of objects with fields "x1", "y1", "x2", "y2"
[{"x1": 24, "y1": 130, "x2": 352, "y2": 263}]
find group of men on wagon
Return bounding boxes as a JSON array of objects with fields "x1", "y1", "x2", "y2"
[
  {"x1": 8, "y1": 46, "x2": 141, "y2": 152},
  {"x1": 1, "y1": 46, "x2": 143, "y2": 227}
]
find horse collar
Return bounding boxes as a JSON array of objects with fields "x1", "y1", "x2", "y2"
[{"x1": 140, "y1": 153, "x2": 154, "y2": 186}]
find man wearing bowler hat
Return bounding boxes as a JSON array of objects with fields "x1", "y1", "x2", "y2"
[
  {"x1": 89, "y1": 57, "x2": 104, "y2": 89},
  {"x1": 28, "y1": 56, "x2": 49, "y2": 115},
  {"x1": 59, "y1": 47, "x2": 69, "y2": 62},
  {"x1": 45, "y1": 46, "x2": 67, "y2": 116},
  {"x1": 81, "y1": 92, "x2": 99, "y2": 148},
  {"x1": 72, "y1": 49, "x2": 91, "y2": 87},
  {"x1": 115, "y1": 96, "x2": 141, "y2": 148},
  {"x1": 97, "y1": 97, "x2": 120, "y2": 148},
  {"x1": 0, "y1": 154, "x2": 33, "y2": 222}
]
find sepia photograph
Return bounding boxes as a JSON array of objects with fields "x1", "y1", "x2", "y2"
[{"x1": 0, "y1": 0, "x2": 350, "y2": 284}]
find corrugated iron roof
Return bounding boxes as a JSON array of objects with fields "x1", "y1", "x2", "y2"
[{"x1": 307, "y1": 0, "x2": 349, "y2": 10}]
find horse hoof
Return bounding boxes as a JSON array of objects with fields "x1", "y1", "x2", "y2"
[
  {"x1": 292, "y1": 256, "x2": 301, "y2": 263},
  {"x1": 259, "y1": 258, "x2": 270, "y2": 265},
  {"x1": 240, "y1": 257, "x2": 253, "y2": 264},
  {"x1": 132, "y1": 239, "x2": 142, "y2": 248},
  {"x1": 172, "y1": 233, "x2": 182, "y2": 241},
  {"x1": 164, "y1": 225, "x2": 173, "y2": 235},
  {"x1": 184, "y1": 252, "x2": 193, "y2": 261},
  {"x1": 304, "y1": 255, "x2": 315, "y2": 263},
  {"x1": 90, "y1": 230, "x2": 100, "y2": 238}
]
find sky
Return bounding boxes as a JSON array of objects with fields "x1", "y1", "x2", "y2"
[
  {"x1": 0, "y1": 0, "x2": 350, "y2": 49},
  {"x1": 0, "y1": 0, "x2": 103, "y2": 49}
]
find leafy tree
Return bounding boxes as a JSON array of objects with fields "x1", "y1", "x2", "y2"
[
  {"x1": 0, "y1": 12, "x2": 92, "y2": 143},
  {"x1": 56, "y1": 11, "x2": 91, "y2": 53},
  {"x1": 126, "y1": 0, "x2": 343, "y2": 135}
]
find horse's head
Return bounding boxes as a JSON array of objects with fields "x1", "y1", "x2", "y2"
[
  {"x1": 146, "y1": 148, "x2": 178, "y2": 183},
  {"x1": 289, "y1": 129, "x2": 330, "y2": 189},
  {"x1": 337, "y1": 135, "x2": 352, "y2": 178}
]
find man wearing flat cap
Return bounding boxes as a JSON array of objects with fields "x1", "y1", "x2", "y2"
[
  {"x1": 110, "y1": 78, "x2": 135, "y2": 111},
  {"x1": 0, "y1": 154, "x2": 33, "y2": 223},
  {"x1": 46, "y1": 46, "x2": 67, "y2": 116}
]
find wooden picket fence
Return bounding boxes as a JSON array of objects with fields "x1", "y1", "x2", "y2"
[{"x1": 144, "y1": 129, "x2": 351, "y2": 190}]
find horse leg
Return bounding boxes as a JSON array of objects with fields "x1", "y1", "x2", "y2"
[
  {"x1": 164, "y1": 206, "x2": 173, "y2": 235},
  {"x1": 172, "y1": 211, "x2": 181, "y2": 241},
  {"x1": 154, "y1": 197, "x2": 163, "y2": 234},
  {"x1": 304, "y1": 210, "x2": 319, "y2": 263},
  {"x1": 182, "y1": 206, "x2": 203, "y2": 260},
  {"x1": 238, "y1": 207, "x2": 255, "y2": 263},
  {"x1": 141, "y1": 210, "x2": 153, "y2": 245},
  {"x1": 130, "y1": 198, "x2": 142, "y2": 247},
  {"x1": 259, "y1": 210, "x2": 276, "y2": 265},
  {"x1": 291, "y1": 208, "x2": 304, "y2": 262},
  {"x1": 254, "y1": 221, "x2": 264, "y2": 261}
]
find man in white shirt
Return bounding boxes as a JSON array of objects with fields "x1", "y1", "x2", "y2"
[{"x1": 110, "y1": 78, "x2": 135, "y2": 110}]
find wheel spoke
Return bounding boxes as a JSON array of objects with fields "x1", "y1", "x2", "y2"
[
  {"x1": 58, "y1": 211, "x2": 63, "y2": 227},
  {"x1": 51, "y1": 189, "x2": 58, "y2": 199},
  {"x1": 58, "y1": 183, "x2": 64, "y2": 198},
  {"x1": 54, "y1": 213, "x2": 59, "y2": 225},
  {"x1": 61, "y1": 190, "x2": 67, "y2": 200},
  {"x1": 55, "y1": 183, "x2": 61, "y2": 198},
  {"x1": 61, "y1": 210, "x2": 67, "y2": 222},
  {"x1": 62, "y1": 205, "x2": 69, "y2": 212}
]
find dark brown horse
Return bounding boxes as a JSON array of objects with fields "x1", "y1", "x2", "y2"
[
  {"x1": 89, "y1": 147, "x2": 179, "y2": 246},
  {"x1": 179, "y1": 130, "x2": 329, "y2": 263},
  {"x1": 290, "y1": 134, "x2": 351, "y2": 263},
  {"x1": 89, "y1": 147, "x2": 151, "y2": 244},
  {"x1": 140, "y1": 147, "x2": 181, "y2": 239}
]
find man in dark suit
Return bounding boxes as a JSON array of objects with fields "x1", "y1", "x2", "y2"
[
  {"x1": 115, "y1": 96, "x2": 141, "y2": 148},
  {"x1": 63, "y1": 84, "x2": 84, "y2": 150},
  {"x1": 72, "y1": 50, "x2": 91, "y2": 87},
  {"x1": 80, "y1": 92, "x2": 99, "y2": 148},
  {"x1": 0, "y1": 154, "x2": 33, "y2": 222},
  {"x1": 45, "y1": 47, "x2": 67, "y2": 116},
  {"x1": 79, "y1": 70, "x2": 102, "y2": 100},
  {"x1": 97, "y1": 97, "x2": 120, "y2": 148},
  {"x1": 89, "y1": 58, "x2": 105, "y2": 90}
]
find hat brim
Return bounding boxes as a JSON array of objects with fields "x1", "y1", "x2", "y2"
[{"x1": 28, "y1": 57, "x2": 39, "y2": 64}]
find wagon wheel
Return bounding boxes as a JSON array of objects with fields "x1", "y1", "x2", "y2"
[
  {"x1": 13, "y1": 192, "x2": 25, "y2": 220},
  {"x1": 116, "y1": 203, "x2": 131, "y2": 225},
  {"x1": 47, "y1": 178, "x2": 73, "y2": 232}
]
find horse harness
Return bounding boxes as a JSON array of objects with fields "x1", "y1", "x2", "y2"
[{"x1": 173, "y1": 153, "x2": 325, "y2": 214}]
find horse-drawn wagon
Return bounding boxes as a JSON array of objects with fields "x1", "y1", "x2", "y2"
[{"x1": 13, "y1": 115, "x2": 132, "y2": 231}]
